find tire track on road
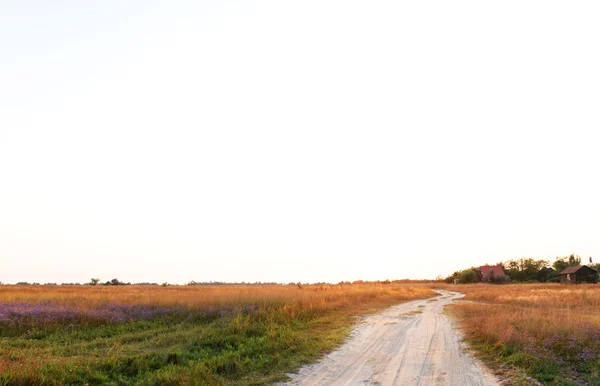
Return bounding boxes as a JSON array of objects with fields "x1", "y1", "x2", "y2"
[{"x1": 282, "y1": 290, "x2": 499, "y2": 386}]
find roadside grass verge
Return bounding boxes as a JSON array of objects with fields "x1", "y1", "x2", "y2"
[
  {"x1": 0, "y1": 284, "x2": 433, "y2": 385},
  {"x1": 442, "y1": 284, "x2": 600, "y2": 385}
]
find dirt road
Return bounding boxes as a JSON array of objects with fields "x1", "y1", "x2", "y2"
[{"x1": 283, "y1": 290, "x2": 499, "y2": 386}]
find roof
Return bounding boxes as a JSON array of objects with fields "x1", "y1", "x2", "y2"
[
  {"x1": 479, "y1": 265, "x2": 505, "y2": 277},
  {"x1": 559, "y1": 265, "x2": 597, "y2": 274}
]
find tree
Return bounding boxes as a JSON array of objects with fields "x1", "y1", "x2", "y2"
[
  {"x1": 538, "y1": 267, "x2": 556, "y2": 282},
  {"x1": 552, "y1": 254, "x2": 581, "y2": 273},
  {"x1": 486, "y1": 273, "x2": 509, "y2": 284},
  {"x1": 89, "y1": 278, "x2": 100, "y2": 286},
  {"x1": 547, "y1": 269, "x2": 560, "y2": 282},
  {"x1": 502, "y1": 258, "x2": 549, "y2": 282},
  {"x1": 458, "y1": 269, "x2": 478, "y2": 284},
  {"x1": 444, "y1": 271, "x2": 460, "y2": 283},
  {"x1": 482, "y1": 268, "x2": 496, "y2": 283},
  {"x1": 103, "y1": 278, "x2": 125, "y2": 286}
]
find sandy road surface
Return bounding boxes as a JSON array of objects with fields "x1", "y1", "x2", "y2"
[{"x1": 282, "y1": 290, "x2": 499, "y2": 386}]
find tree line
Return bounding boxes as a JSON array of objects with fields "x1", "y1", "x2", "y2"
[{"x1": 445, "y1": 254, "x2": 599, "y2": 284}]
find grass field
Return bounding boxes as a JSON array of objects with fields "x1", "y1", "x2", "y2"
[
  {"x1": 442, "y1": 283, "x2": 600, "y2": 385},
  {"x1": 0, "y1": 283, "x2": 433, "y2": 385}
]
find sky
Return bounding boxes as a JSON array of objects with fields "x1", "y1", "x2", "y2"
[{"x1": 1, "y1": 1, "x2": 599, "y2": 284}]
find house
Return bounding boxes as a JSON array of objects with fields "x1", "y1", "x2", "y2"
[
  {"x1": 477, "y1": 265, "x2": 505, "y2": 281},
  {"x1": 559, "y1": 265, "x2": 598, "y2": 284}
]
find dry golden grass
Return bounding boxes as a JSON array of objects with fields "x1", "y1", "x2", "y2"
[
  {"x1": 440, "y1": 283, "x2": 600, "y2": 384},
  {"x1": 0, "y1": 283, "x2": 435, "y2": 385},
  {"x1": 444, "y1": 283, "x2": 600, "y2": 340},
  {"x1": 0, "y1": 283, "x2": 433, "y2": 313},
  {"x1": 446, "y1": 283, "x2": 600, "y2": 308}
]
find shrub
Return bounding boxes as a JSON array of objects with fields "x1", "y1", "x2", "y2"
[
  {"x1": 458, "y1": 270, "x2": 478, "y2": 284},
  {"x1": 489, "y1": 274, "x2": 509, "y2": 284}
]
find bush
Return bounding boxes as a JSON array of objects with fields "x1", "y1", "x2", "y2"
[
  {"x1": 458, "y1": 270, "x2": 478, "y2": 284},
  {"x1": 488, "y1": 274, "x2": 509, "y2": 284}
]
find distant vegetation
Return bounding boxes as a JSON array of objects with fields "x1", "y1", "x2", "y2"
[
  {"x1": 445, "y1": 254, "x2": 598, "y2": 284},
  {"x1": 0, "y1": 283, "x2": 433, "y2": 385},
  {"x1": 2, "y1": 279, "x2": 437, "y2": 287}
]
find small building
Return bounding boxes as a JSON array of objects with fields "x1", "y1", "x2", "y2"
[
  {"x1": 559, "y1": 265, "x2": 598, "y2": 284},
  {"x1": 478, "y1": 265, "x2": 505, "y2": 281}
]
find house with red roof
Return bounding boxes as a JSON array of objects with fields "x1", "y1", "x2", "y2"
[{"x1": 477, "y1": 265, "x2": 505, "y2": 281}]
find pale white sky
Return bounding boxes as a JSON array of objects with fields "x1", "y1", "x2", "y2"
[{"x1": 1, "y1": 1, "x2": 599, "y2": 284}]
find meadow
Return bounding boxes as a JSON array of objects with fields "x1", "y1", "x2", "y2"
[
  {"x1": 0, "y1": 283, "x2": 433, "y2": 385},
  {"x1": 443, "y1": 283, "x2": 600, "y2": 385}
]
